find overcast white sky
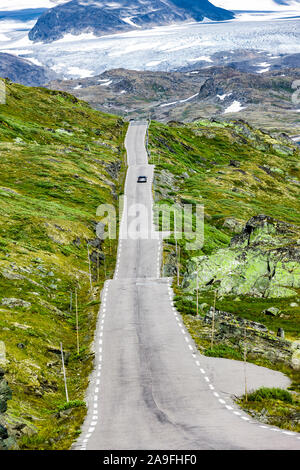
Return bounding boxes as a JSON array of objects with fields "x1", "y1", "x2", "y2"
[
  {"x1": 213, "y1": 0, "x2": 300, "y2": 11},
  {"x1": 0, "y1": 1, "x2": 65, "y2": 10},
  {"x1": 0, "y1": 0, "x2": 300, "y2": 12}
]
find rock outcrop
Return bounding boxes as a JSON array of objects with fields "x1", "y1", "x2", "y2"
[
  {"x1": 203, "y1": 308, "x2": 298, "y2": 367},
  {"x1": 184, "y1": 215, "x2": 300, "y2": 298},
  {"x1": 28, "y1": 0, "x2": 234, "y2": 43},
  {"x1": 0, "y1": 53, "x2": 58, "y2": 87},
  {"x1": 0, "y1": 368, "x2": 13, "y2": 450}
]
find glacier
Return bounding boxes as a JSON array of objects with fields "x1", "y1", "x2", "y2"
[{"x1": 0, "y1": 12, "x2": 300, "y2": 79}]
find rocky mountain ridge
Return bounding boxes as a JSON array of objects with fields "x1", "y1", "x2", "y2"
[
  {"x1": 0, "y1": 52, "x2": 58, "y2": 87},
  {"x1": 48, "y1": 62, "x2": 300, "y2": 135},
  {"x1": 28, "y1": 0, "x2": 234, "y2": 43}
]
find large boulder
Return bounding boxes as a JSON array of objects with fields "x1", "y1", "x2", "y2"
[
  {"x1": 222, "y1": 217, "x2": 244, "y2": 233},
  {"x1": 0, "y1": 342, "x2": 6, "y2": 367},
  {"x1": 203, "y1": 308, "x2": 294, "y2": 366},
  {"x1": 291, "y1": 341, "x2": 300, "y2": 370},
  {"x1": 1, "y1": 298, "x2": 31, "y2": 309},
  {"x1": 183, "y1": 215, "x2": 300, "y2": 298},
  {"x1": 0, "y1": 368, "x2": 13, "y2": 450},
  {"x1": 0, "y1": 424, "x2": 8, "y2": 440},
  {"x1": 263, "y1": 307, "x2": 281, "y2": 317},
  {"x1": 0, "y1": 369, "x2": 12, "y2": 414}
]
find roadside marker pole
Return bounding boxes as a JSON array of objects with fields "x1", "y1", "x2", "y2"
[
  {"x1": 108, "y1": 223, "x2": 112, "y2": 255},
  {"x1": 177, "y1": 245, "x2": 180, "y2": 287},
  {"x1": 87, "y1": 243, "x2": 93, "y2": 291},
  {"x1": 97, "y1": 251, "x2": 100, "y2": 283},
  {"x1": 161, "y1": 245, "x2": 164, "y2": 277},
  {"x1": 244, "y1": 327, "x2": 248, "y2": 402},
  {"x1": 196, "y1": 271, "x2": 199, "y2": 316},
  {"x1": 174, "y1": 216, "x2": 180, "y2": 286},
  {"x1": 146, "y1": 113, "x2": 152, "y2": 162},
  {"x1": 174, "y1": 215, "x2": 177, "y2": 252},
  {"x1": 75, "y1": 288, "x2": 79, "y2": 355},
  {"x1": 70, "y1": 291, "x2": 72, "y2": 313},
  {"x1": 60, "y1": 342, "x2": 69, "y2": 403},
  {"x1": 174, "y1": 214, "x2": 178, "y2": 255},
  {"x1": 211, "y1": 291, "x2": 216, "y2": 349}
]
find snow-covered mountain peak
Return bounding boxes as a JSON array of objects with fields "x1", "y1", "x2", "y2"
[{"x1": 27, "y1": 0, "x2": 234, "y2": 43}]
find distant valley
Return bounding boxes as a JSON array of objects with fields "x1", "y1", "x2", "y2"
[
  {"x1": 47, "y1": 50, "x2": 300, "y2": 136},
  {"x1": 1, "y1": 42, "x2": 299, "y2": 136}
]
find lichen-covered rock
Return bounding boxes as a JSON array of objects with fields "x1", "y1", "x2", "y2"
[
  {"x1": 272, "y1": 143, "x2": 294, "y2": 156},
  {"x1": 230, "y1": 215, "x2": 298, "y2": 249},
  {"x1": 0, "y1": 342, "x2": 6, "y2": 367},
  {"x1": 0, "y1": 369, "x2": 12, "y2": 414},
  {"x1": 1, "y1": 298, "x2": 31, "y2": 309},
  {"x1": 291, "y1": 341, "x2": 300, "y2": 370},
  {"x1": 203, "y1": 308, "x2": 294, "y2": 365},
  {"x1": 292, "y1": 350, "x2": 300, "y2": 370},
  {"x1": 183, "y1": 215, "x2": 300, "y2": 299},
  {"x1": 222, "y1": 217, "x2": 243, "y2": 233},
  {"x1": 0, "y1": 367, "x2": 14, "y2": 450},
  {"x1": 0, "y1": 424, "x2": 8, "y2": 440},
  {"x1": 0, "y1": 366, "x2": 37, "y2": 449},
  {"x1": 263, "y1": 307, "x2": 281, "y2": 317}
]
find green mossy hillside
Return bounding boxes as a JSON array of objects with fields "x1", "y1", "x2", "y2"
[
  {"x1": 149, "y1": 119, "x2": 300, "y2": 330},
  {"x1": 149, "y1": 118, "x2": 300, "y2": 429},
  {"x1": 184, "y1": 215, "x2": 300, "y2": 300},
  {"x1": 0, "y1": 79, "x2": 127, "y2": 449},
  {"x1": 150, "y1": 119, "x2": 300, "y2": 230},
  {"x1": 238, "y1": 388, "x2": 300, "y2": 433}
]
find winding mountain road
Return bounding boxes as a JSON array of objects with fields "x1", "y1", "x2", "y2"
[{"x1": 75, "y1": 121, "x2": 300, "y2": 450}]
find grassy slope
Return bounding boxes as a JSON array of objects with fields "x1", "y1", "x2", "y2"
[
  {"x1": 149, "y1": 119, "x2": 300, "y2": 332},
  {"x1": 149, "y1": 118, "x2": 300, "y2": 428},
  {"x1": 238, "y1": 388, "x2": 300, "y2": 433},
  {"x1": 0, "y1": 78, "x2": 299, "y2": 442},
  {"x1": 150, "y1": 120, "x2": 300, "y2": 226},
  {"x1": 0, "y1": 79, "x2": 127, "y2": 449}
]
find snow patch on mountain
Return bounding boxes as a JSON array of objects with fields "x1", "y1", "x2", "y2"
[
  {"x1": 224, "y1": 100, "x2": 246, "y2": 113},
  {"x1": 217, "y1": 92, "x2": 232, "y2": 100},
  {"x1": 122, "y1": 17, "x2": 141, "y2": 28},
  {"x1": 160, "y1": 92, "x2": 199, "y2": 107},
  {"x1": 100, "y1": 79, "x2": 113, "y2": 86},
  {"x1": 188, "y1": 56, "x2": 213, "y2": 63},
  {"x1": 67, "y1": 66, "x2": 94, "y2": 77},
  {"x1": 146, "y1": 60, "x2": 165, "y2": 66}
]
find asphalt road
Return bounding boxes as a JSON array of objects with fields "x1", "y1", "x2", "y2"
[{"x1": 75, "y1": 121, "x2": 300, "y2": 450}]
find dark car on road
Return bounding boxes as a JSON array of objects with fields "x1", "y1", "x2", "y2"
[{"x1": 137, "y1": 176, "x2": 147, "y2": 183}]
